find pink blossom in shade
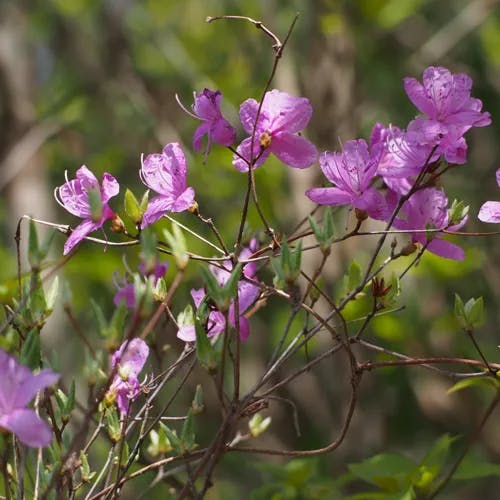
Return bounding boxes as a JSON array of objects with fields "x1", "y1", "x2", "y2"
[
  {"x1": 192, "y1": 89, "x2": 236, "y2": 154},
  {"x1": 306, "y1": 139, "x2": 388, "y2": 220},
  {"x1": 232, "y1": 89, "x2": 318, "y2": 172},
  {"x1": 109, "y1": 338, "x2": 149, "y2": 415},
  {"x1": 478, "y1": 169, "x2": 500, "y2": 223},
  {"x1": 113, "y1": 260, "x2": 168, "y2": 308},
  {"x1": 177, "y1": 240, "x2": 260, "y2": 343},
  {"x1": 55, "y1": 166, "x2": 119, "y2": 255},
  {"x1": 403, "y1": 67, "x2": 491, "y2": 162},
  {"x1": 140, "y1": 143, "x2": 195, "y2": 229},
  {"x1": 0, "y1": 350, "x2": 59, "y2": 447},
  {"x1": 392, "y1": 188, "x2": 467, "y2": 260}
]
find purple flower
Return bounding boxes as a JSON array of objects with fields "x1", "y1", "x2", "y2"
[
  {"x1": 403, "y1": 66, "x2": 491, "y2": 162},
  {"x1": 233, "y1": 89, "x2": 318, "y2": 172},
  {"x1": 478, "y1": 169, "x2": 500, "y2": 223},
  {"x1": 392, "y1": 188, "x2": 466, "y2": 260},
  {"x1": 373, "y1": 123, "x2": 437, "y2": 180},
  {"x1": 108, "y1": 339, "x2": 149, "y2": 415},
  {"x1": 177, "y1": 240, "x2": 260, "y2": 342},
  {"x1": 140, "y1": 143, "x2": 196, "y2": 228},
  {"x1": 55, "y1": 166, "x2": 119, "y2": 255},
  {"x1": 0, "y1": 350, "x2": 59, "y2": 447},
  {"x1": 306, "y1": 139, "x2": 388, "y2": 220},
  {"x1": 114, "y1": 260, "x2": 168, "y2": 308},
  {"x1": 191, "y1": 89, "x2": 236, "y2": 154}
]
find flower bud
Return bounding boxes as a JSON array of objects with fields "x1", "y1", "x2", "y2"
[
  {"x1": 355, "y1": 208, "x2": 368, "y2": 221},
  {"x1": 401, "y1": 242, "x2": 417, "y2": 256},
  {"x1": 110, "y1": 215, "x2": 125, "y2": 233}
]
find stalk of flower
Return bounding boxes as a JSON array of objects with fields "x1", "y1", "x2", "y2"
[
  {"x1": 54, "y1": 166, "x2": 119, "y2": 255},
  {"x1": 232, "y1": 89, "x2": 318, "y2": 172},
  {"x1": 0, "y1": 349, "x2": 59, "y2": 447},
  {"x1": 139, "y1": 143, "x2": 196, "y2": 228}
]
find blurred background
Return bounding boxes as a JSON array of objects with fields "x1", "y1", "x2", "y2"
[{"x1": 1, "y1": 0, "x2": 500, "y2": 498}]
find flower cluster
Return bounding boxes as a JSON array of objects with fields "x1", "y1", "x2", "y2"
[
  {"x1": 306, "y1": 66, "x2": 491, "y2": 260},
  {"x1": 106, "y1": 338, "x2": 149, "y2": 415},
  {"x1": 0, "y1": 350, "x2": 59, "y2": 447},
  {"x1": 177, "y1": 240, "x2": 260, "y2": 342},
  {"x1": 54, "y1": 68, "x2": 494, "y2": 363}
]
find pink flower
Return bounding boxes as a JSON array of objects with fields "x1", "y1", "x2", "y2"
[
  {"x1": 108, "y1": 339, "x2": 149, "y2": 415},
  {"x1": 391, "y1": 188, "x2": 466, "y2": 260},
  {"x1": 306, "y1": 139, "x2": 388, "y2": 220},
  {"x1": 403, "y1": 66, "x2": 491, "y2": 163},
  {"x1": 373, "y1": 123, "x2": 437, "y2": 180},
  {"x1": 192, "y1": 89, "x2": 236, "y2": 154},
  {"x1": 177, "y1": 240, "x2": 260, "y2": 342},
  {"x1": 140, "y1": 143, "x2": 195, "y2": 228},
  {"x1": 55, "y1": 166, "x2": 119, "y2": 255},
  {"x1": 478, "y1": 169, "x2": 500, "y2": 223},
  {"x1": 0, "y1": 350, "x2": 59, "y2": 447},
  {"x1": 113, "y1": 260, "x2": 168, "y2": 308},
  {"x1": 233, "y1": 89, "x2": 318, "y2": 171}
]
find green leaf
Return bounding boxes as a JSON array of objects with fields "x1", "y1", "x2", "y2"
[
  {"x1": 466, "y1": 296, "x2": 484, "y2": 328},
  {"x1": 191, "y1": 384, "x2": 204, "y2": 415},
  {"x1": 348, "y1": 453, "x2": 416, "y2": 491},
  {"x1": 45, "y1": 277, "x2": 59, "y2": 313},
  {"x1": 140, "y1": 190, "x2": 150, "y2": 213},
  {"x1": 28, "y1": 220, "x2": 41, "y2": 271},
  {"x1": 163, "y1": 224, "x2": 189, "y2": 270},
  {"x1": 141, "y1": 229, "x2": 158, "y2": 274},
  {"x1": 454, "y1": 456, "x2": 500, "y2": 480},
  {"x1": 124, "y1": 188, "x2": 142, "y2": 225},
  {"x1": 162, "y1": 424, "x2": 182, "y2": 455},
  {"x1": 344, "y1": 260, "x2": 362, "y2": 295},
  {"x1": 222, "y1": 263, "x2": 242, "y2": 302},
  {"x1": 447, "y1": 376, "x2": 498, "y2": 394},
  {"x1": 181, "y1": 409, "x2": 197, "y2": 451},
  {"x1": 20, "y1": 328, "x2": 41, "y2": 369},
  {"x1": 195, "y1": 316, "x2": 217, "y2": 372},
  {"x1": 201, "y1": 266, "x2": 227, "y2": 311}
]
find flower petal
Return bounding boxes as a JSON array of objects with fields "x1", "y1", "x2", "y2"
[
  {"x1": 64, "y1": 219, "x2": 102, "y2": 255},
  {"x1": 141, "y1": 195, "x2": 173, "y2": 228},
  {"x1": 271, "y1": 132, "x2": 317, "y2": 168},
  {"x1": 478, "y1": 201, "x2": 500, "y2": 223},
  {"x1": 306, "y1": 187, "x2": 352, "y2": 206},
  {"x1": 0, "y1": 408, "x2": 54, "y2": 447},
  {"x1": 232, "y1": 137, "x2": 270, "y2": 172},
  {"x1": 262, "y1": 90, "x2": 313, "y2": 133}
]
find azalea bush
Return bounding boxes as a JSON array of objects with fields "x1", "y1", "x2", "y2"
[{"x1": 2, "y1": 13, "x2": 500, "y2": 500}]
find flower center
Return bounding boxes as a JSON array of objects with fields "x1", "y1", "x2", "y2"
[{"x1": 259, "y1": 131, "x2": 272, "y2": 149}]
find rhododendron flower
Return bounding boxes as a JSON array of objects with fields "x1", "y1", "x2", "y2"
[
  {"x1": 114, "y1": 260, "x2": 168, "y2": 308},
  {"x1": 0, "y1": 350, "x2": 59, "y2": 447},
  {"x1": 177, "y1": 240, "x2": 260, "y2": 342},
  {"x1": 306, "y1": 139, "x2": 387, "y2": 220},
  {"x1": 478, "y1": 169, "x2": 500, "y2": 223},
  {"x1": 108, "y1": 338, "x2": 149, "y2": 415},
  {"x1": 391, "y1": 188, "x2": 466, "y2": 260},
  {"x1": 373, "y1": 123, "x2": 437, "y2": 180},
  {"x1": 55, "y1": 166, "x2": 119, "y2": 255},
  {"x1": 191, "y1": 89, "x2": 236, "y2": 154},
  {"x1": 140, "y1": 143, "x2": 195, "y2": 228},
  {"x1": 233, "y1": 89, "x2": 318, "y2": 171},
  {"x1": 403, "y1": 66, "x2": 491, "y2": 163}
]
